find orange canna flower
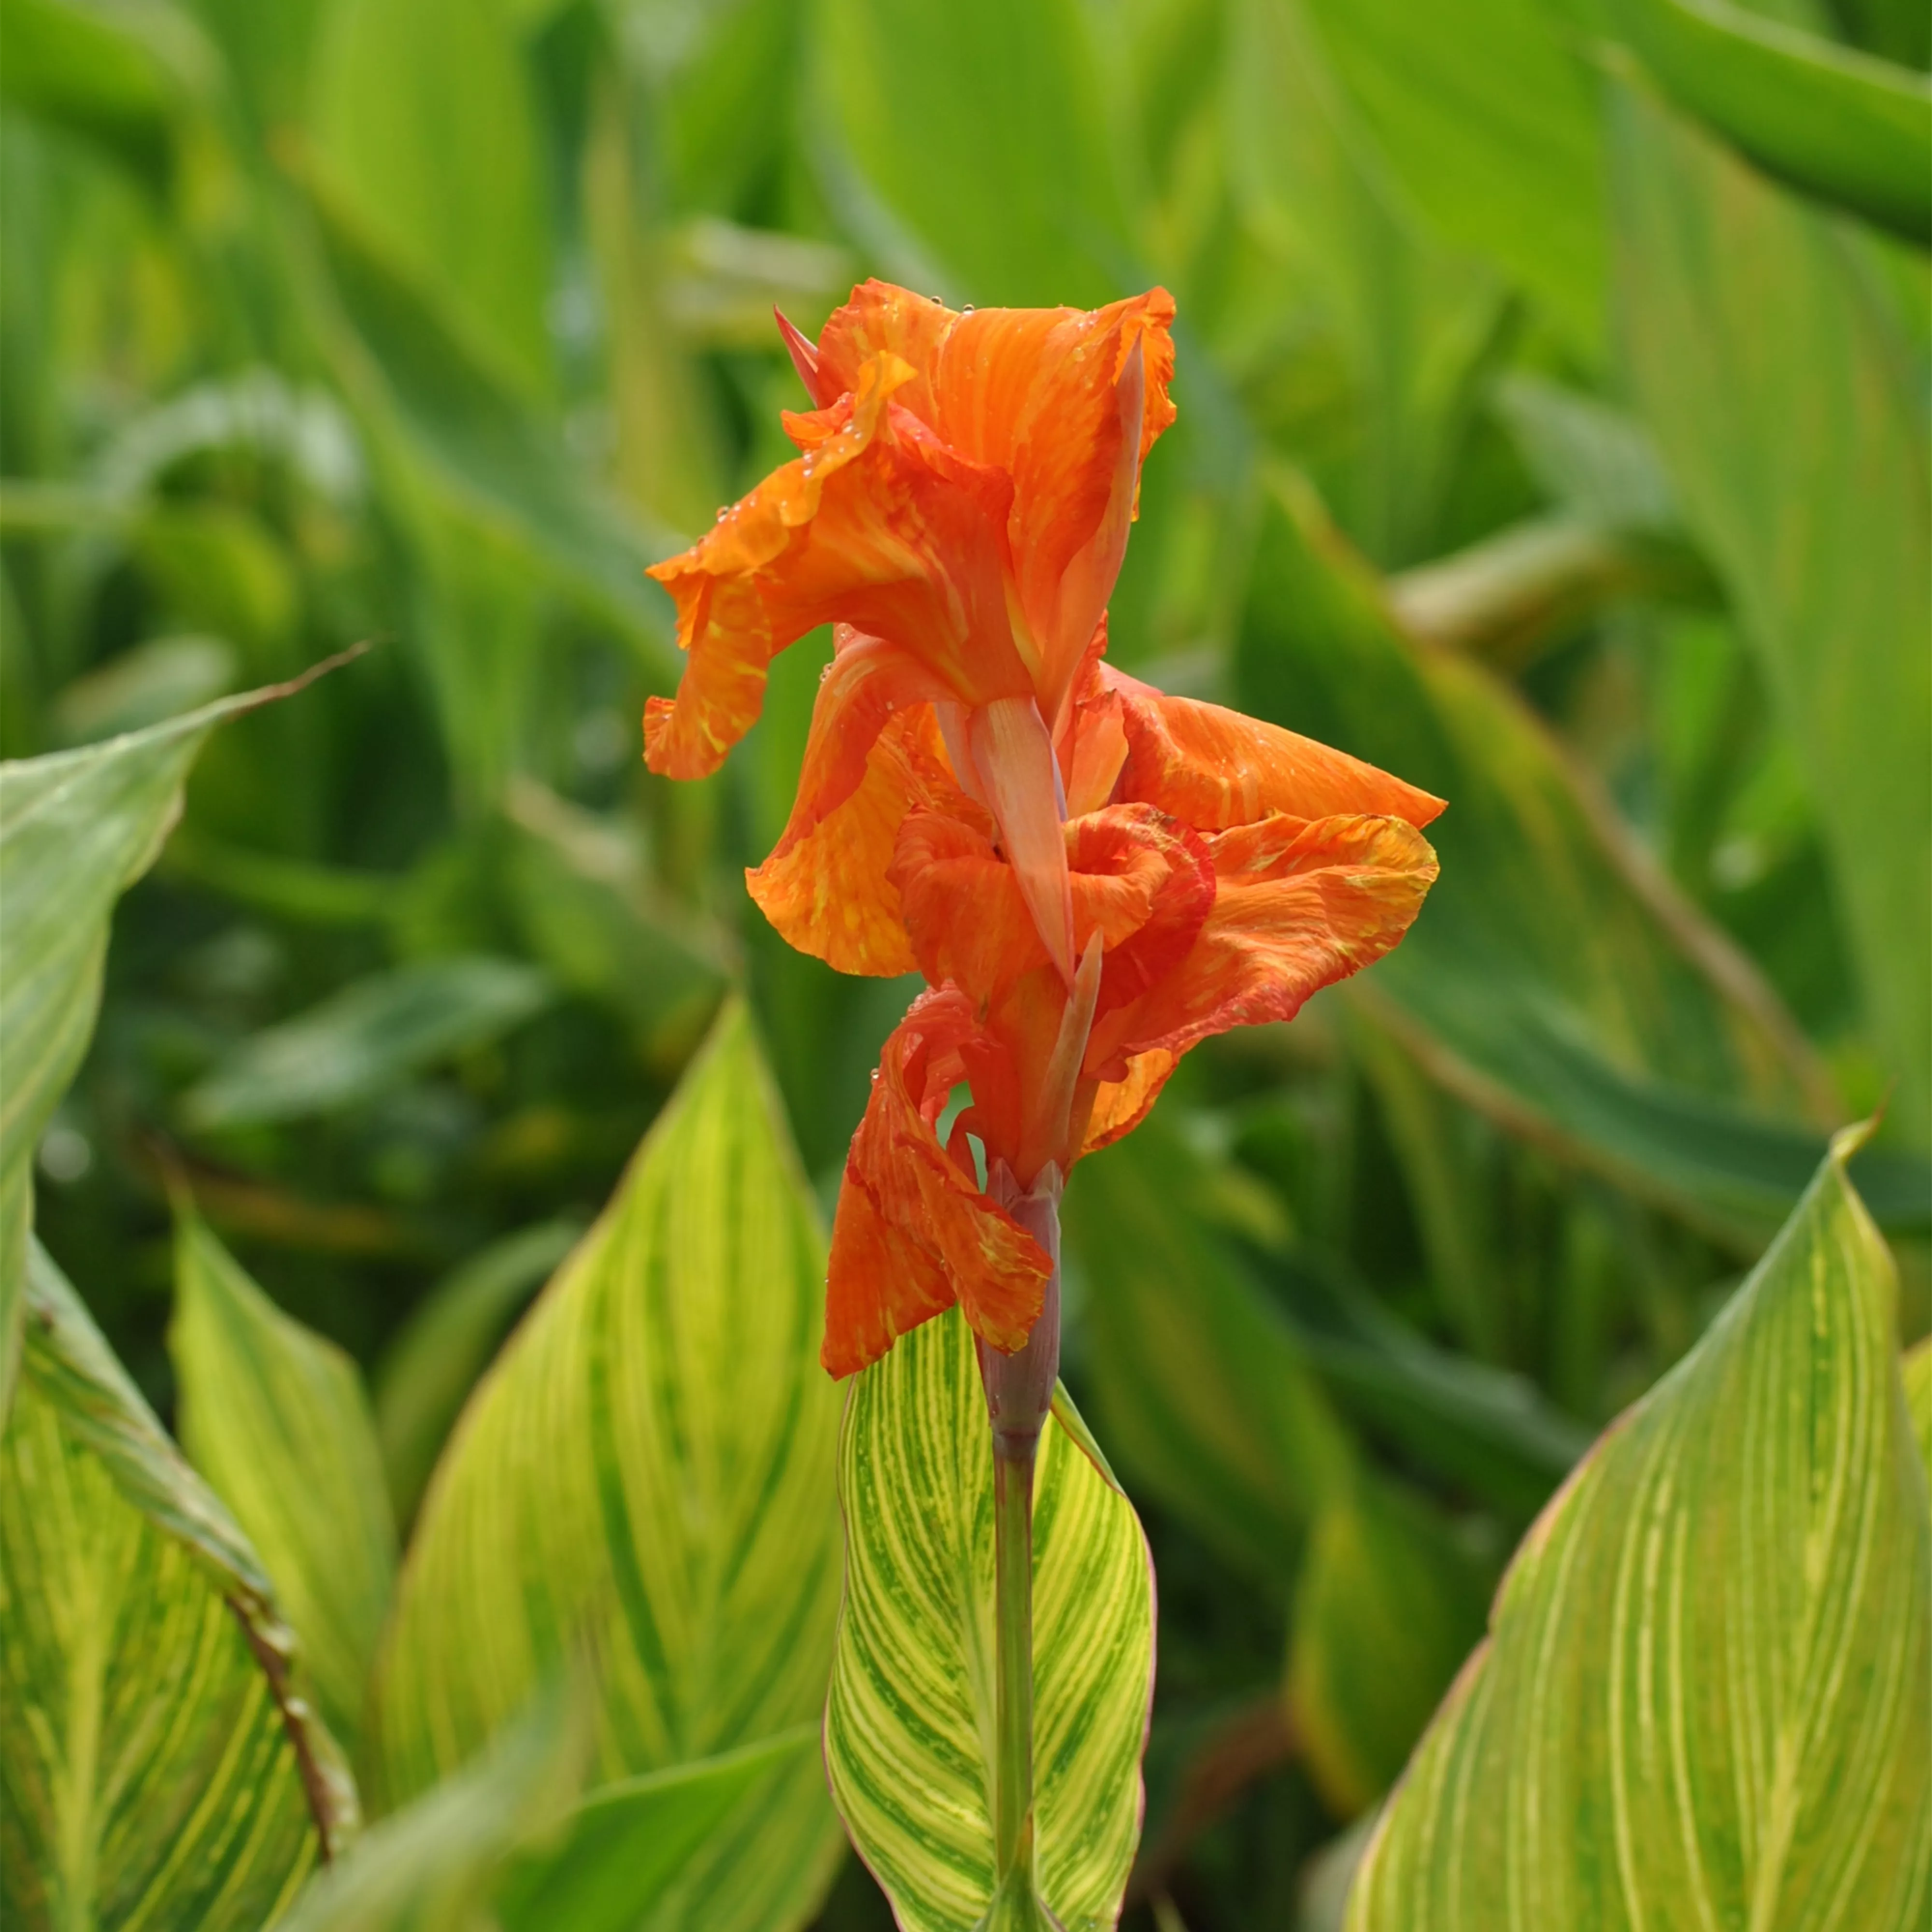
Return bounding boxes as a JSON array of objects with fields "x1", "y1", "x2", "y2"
[{"x1": 644, "y1": 282, "x2": 1444, "y2": 1388}]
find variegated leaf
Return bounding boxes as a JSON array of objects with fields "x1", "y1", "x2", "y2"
[
  {"x1": 170, "y1": 1205, "x2": 398, "y2": 1748},
  {"x1": 368, "y1": 1001, "x2": 845, "y2": 1931},
  {"x1": 0, "y1": 653, "x2": 361, "y2": 1419},
  {"x1": 824, "y1": 1305, "x2": 1155, "y2": 1932},
  {"x1": 0, "y1": 1243, "x2": 354, "y2": 1931},
  {"x1": 1347, "y1": 1128, "x2": 1932, "y2": 1930}
]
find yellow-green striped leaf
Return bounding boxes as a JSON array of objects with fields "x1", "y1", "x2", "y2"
[
  {"x1": 170, "y1": 1204, "x2": 398, "y2": 1749},
  {"x1": 1, "y1": 1243, "x2": 354, "y2": 1930},
  {"x1": 1904, "y1": 1337, "x2": 1931, "y2": 1480},
  {"x1": 368, "y1": 1001, "x2": 845, "y2": 1931},
  {"x1": 1346, "y1": 1127, "x2": 1932, "y2": 1930},
  {"x1": 824, "y1": 1306, "x2": 1155, "y2": 1932},
  {"x1": 0, "y1": 655, "x2": 359, "y2": 1419}
]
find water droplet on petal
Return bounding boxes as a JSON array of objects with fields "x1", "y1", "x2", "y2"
[{"x1": 961, "y1": 303, "x2": 975, "y2": 313}]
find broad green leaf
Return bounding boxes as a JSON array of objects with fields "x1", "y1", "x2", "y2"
[
  {"x1": 298, "y1": 168, "x2": 677, "y2": 658},
  {"x1": 184, "y1": 955, "x2": 551, "y2": 1129},
  {"x1": 1610, "y1": 0, "x2": 1932, "y2": 242},
  {"x1": 277, "y1": 1710, "x2": 803, "y2": 1932},
  {"x1": 1065, "y1": 1116, "x2": 1356, "y2": 1594},
  {"x1": 494, "y1": 1726, "x2": 821, "y2": 1932},
  {"x1": 824, "y1": 1307, "x2": 1155, "y2": 1932},
  {"x1": 310, "y1": 0, "x2": 551, "y2": 389},
  {"x1": 0, "y1": 659, "x2": 355, "y2": 1418},
  {"x1": 49, "y1": 632, "x2": 238, "y2": 745},
  {"x1": 1904, "y1": 1337, "x2": 1932, "y2": 1477},
  {"x1": 170, "y1": 1205, "x2": 398, "y2": 1748},
  {"x1": 1611, "y1": 75, "x2": 1932, "y2": 1139},
  {"x1": 1346, "y1": 1130, "x2": 1932, "y2": 1929},
  {"x1": 1298, "y1": 0, "x2": 1605, "y2": 351},
  {"x1": 1286, "y1": 1474, "x2": 1492, "y2": 1816},
  {"x1": 372, "y1": 1218, "x2": 583, "y2": 1529},
  {"x1": 2, "y1": 1244, "x2": 354, "y2": 1931},
  {"x1": 269, "y1": 1694, "x2": 582, "y2": 1932},
  {"x1": 810, "y1": 0, "x2": 1132, "y2": 306},
  {"x1": 1235, "y1": 471, "x2": 1916, "y2": 1244},
  {"x1": 369, "y1": 1002, "x2": 845, "y2": 1932},
  {"x1": 0, "y1": 0, "x2": 211, "y2": 188}
]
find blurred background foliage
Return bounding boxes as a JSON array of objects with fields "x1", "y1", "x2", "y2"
[{"x1": 3, "y1": 0, "x2": 1926, "y2": 1921}]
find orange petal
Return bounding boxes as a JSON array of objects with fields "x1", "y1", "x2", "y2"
[
  {"x1": 746, "y1": 633, "x2": 966, "y2": 975},
  {"x1": 889, "y1": 808, "x2": 1040, "y2": 1005},
  {"x1": 1068, "y1": 805, "x2": 1216, "y2": 1019},
  {"x1": 889, "y1": 799, "x2": 1213, "y2": 1015},
  {"x1": 644, "y1": 354, "x2": 1028, "y2": 780},
  {"x1": 1108, "y1": 672, "x2": 1447, "y2": 832},
  {"x1": 1087, "y1": 812, "x2": 1441, "y2": 1073},
  {"x1": 824, "y1": 990, "x2": 1052, "y2": 1376},
  {"x1": 1080, "y1": 1048, "x2": 1179, "y2": 1157},
  {"x1": 810, "y1": 284, "x2": 1180, "y2": 710}
]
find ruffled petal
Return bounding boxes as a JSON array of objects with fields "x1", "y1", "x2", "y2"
[
  {"x1": 888, "y1": 800, "x2": 1215, "y2": 1015},
  {"x1": 746, "y1": 632, "x2": 967, "y2": 974},
  {"x1": 805, "y1": 283, "x2": 1179, "y2": 708},
  {"x1": 824, "y1": 989, "x2": 1053, "y2": 1376},
  {"x1": 1087, "y1": 811, "x2": 1440, "y2": 1072},
  {"x1": 644, "y1": 354, "x2": 1029, "y2": 780},
  {"x1": 1108, "y1": 671, "x2": 1447, "y2": 832}
]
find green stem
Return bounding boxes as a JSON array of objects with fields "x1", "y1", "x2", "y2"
[
  {"x1": 976, "y1": 1162, "x2": 1063, "y2": 1925},
  {"x1": 992, "y1": 1439, "x2": 1038, "y2": 1888}
]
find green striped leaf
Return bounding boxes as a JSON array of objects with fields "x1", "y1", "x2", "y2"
[
  {"x1": 1904, "y1": 1337, "x2": 1931, "y2": 1480},
  {"x1": 824, "y1": 1306, "x2": 1155, "y2": 1932},
  {"x1": 1346, "y1": 1127, "x2": 1932, "y2": 1930},
  {"x1": 170, "y1": 1205, "x2": 398, "y2": 1748},
  {"x1": 1, "y1": 1243, "x2": 354, "y2": 1930},
  {"x1": 368, "y1": 1000, "x2": 845, "y2": 1931},
  {"x1": 0, "y1": 655, "x2": 360, "y2": 1420}
]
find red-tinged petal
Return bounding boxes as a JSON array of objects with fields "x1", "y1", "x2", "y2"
[
  {"x1": 644, "y1": 354, "x2": 1029, "y2": 780},
  {"x1": 774, "y1": 306, "x2": 828, "y2": 404},
  {"x1": 890, "y1": 800, "x2": 1213, "y2": 1015},
  {"x1": 825, "y1": 990, "x2": 1052, "y2": 1375},
  {"x1": 1080, "y1": 1048, "x2": 1179, "y2": 1156},
  {"x1": 1087, "y1": 812, "x2": 1440, "y2": 1073},
  {"x1": 1068, "y1": 805, "x2": 1216, "y2": 1018},
  {"x1": 1108, "y1": 672, "x2": 1447, "y2": 832}
]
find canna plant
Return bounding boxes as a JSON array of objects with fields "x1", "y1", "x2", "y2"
[{"x1": 640, "y1": 281, "x2": 1444, "y2": 1924}]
